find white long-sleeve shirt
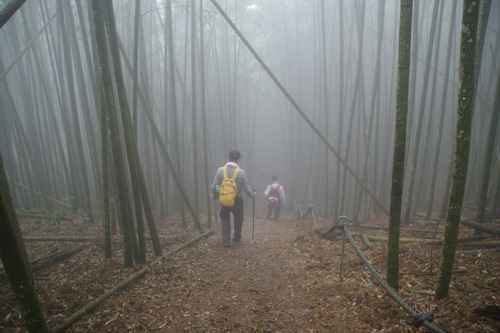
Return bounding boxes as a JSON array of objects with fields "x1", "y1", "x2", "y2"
[{"x1": 264, "y1": 182, "x2": 286, "y2": 204}]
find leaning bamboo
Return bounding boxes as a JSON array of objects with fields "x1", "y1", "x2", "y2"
[
  {"x1": 208, "y1": 0, "x2": 388, "y2": 215},
  {"x1": 51, "y1": 230, "x2": 214, "y2": 333},
  {"x1": 115, "y1": 36, "x2": 204, "y2": 232},
  {"x1": 0, "y1": 154, "x2": 49, "y2": 332},
  {"x1": 0, "y1": 0, "x2": 26, "y2": 28},
  {"x1": 14, "y1": 182, "x2": 70, "y2": 208}
]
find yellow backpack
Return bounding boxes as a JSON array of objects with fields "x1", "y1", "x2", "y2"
[{"x1": 219, "y1": 167, "x2": 240, "y2": 207}]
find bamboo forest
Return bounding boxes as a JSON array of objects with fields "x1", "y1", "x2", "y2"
[{"x1": 1, "y1": 0, "x2": 499, "y2": 332}]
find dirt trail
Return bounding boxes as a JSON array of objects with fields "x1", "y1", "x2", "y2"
[
  {"x1": 2, "y1": 213, "x2": 499, "y2": 332},
  {"x1": 77, "y1": 216, "x2": 347, "y2": 332}
]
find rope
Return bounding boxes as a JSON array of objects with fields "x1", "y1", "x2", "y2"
[
  {"x1": 337, "y1": 217, "x2": 447, "y2": 333},
  {"x1": 300, "y1": 208, "x2": 447, "y2": 333},
  {"x1": 297, "y1": 205, "x2": 314, "y2": 219},
  {"x1": 299, "y1": 205, "x2": 339, "y2": 236}
]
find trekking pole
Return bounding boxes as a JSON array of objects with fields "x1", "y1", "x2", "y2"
[
  {"x1": 213, "y1": 185, "x2": 220, "y2": 237},
  {"x1": 252, "y1": 190, "x2": 256, "y2": 241},
  {"x1": 214, "y1": 197, "x2": 218, "y2": 236}
]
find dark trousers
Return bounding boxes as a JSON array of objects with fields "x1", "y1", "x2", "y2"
[
  {"x1": 220, "y1": 197, "x2": 244, "y2": 244},
  {"x1": 267, "y1": 202, "x2": 281, "y2": 220}
]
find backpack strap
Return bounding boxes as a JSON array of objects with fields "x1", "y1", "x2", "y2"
[
  {"x1": 223, "y1": 166, "x2": 240, "y2": 181},
  {"x1": 231, "y1": 168, "x2": 240, "y2": 180}
]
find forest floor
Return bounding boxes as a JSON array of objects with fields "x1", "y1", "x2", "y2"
[{"x1": 1, "y1": 209, "x2": 499, "y2": 332}]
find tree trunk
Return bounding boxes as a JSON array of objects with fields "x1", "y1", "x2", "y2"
[
  {"x1": 90, "y1": 0, "x2": 136, "y2": 267},
  {"x1": 387, "y1": 0, "x2": 413, "y2": 290},
  {"x1": 115, "y1": 33, "x2": 204, "y2": 233},
  {"x1": 57, "y1": 0, "x2": 94, "y2": 223},
  {"x1": 477, "y1": 73, "x2": 500, "y2": 224},
  {"x1": 166, "y1": 0, "x2": 185, "y2": 224},
  {"x1": 200, "y1": 0, "x2": 212, "y2": 228},
  {"x1": 319, "y1": 0, "x2": 330, "y2": 217},
  {"x1": 354, "y1": 0, "x2": 386, "y2": 221},
  {"x1": 403, "y1": 0, "x2": 440, "y2": 224},
  {"x1": 426, "y1": 0, "x2": 459, "y2": 218},
  {"x1": 435, "y1": 0, "x2": 480, "y2": 300},
  {"x1": 191, "y1": 0, "x2": 200, "y2": 215},
  {"x1": 0, "y1": 0, "x2": 26, "y2": 28},
  {"x1": 413, "y1": 0, "x2": 445, "y2": 217},
  {"x1": 103, "y1": 0, "x2": 163, "y2": 259},
  {"x1": 0, "y1": 153, "x2": 49, "y2": 332}
]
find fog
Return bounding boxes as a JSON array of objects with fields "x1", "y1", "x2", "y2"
[{"x1": 0, "y1": 0, "x2": 499, "y2": 223}]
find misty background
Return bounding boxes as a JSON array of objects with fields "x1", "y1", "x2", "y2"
[{"x1": 0, "y1": 0, "x2": 499, "y2": 223}]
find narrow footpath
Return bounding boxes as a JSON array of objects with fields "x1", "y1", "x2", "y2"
[
  {"x1": 79, "y1": 216, "x2": 348, "y2": 331},
  {"x1": 3, "y1": 213, "x2": 497, "y2": 332}
]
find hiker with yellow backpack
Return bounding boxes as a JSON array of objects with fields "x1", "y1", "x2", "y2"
[{"x1": 211, "y1": 150, "x2": 255, "y2": 247}]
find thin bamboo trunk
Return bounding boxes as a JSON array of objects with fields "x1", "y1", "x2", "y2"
[
  {"x1": 403, "y1": 0, "x2": 440, "y2": 224},
  {"x1": 387, "y1": 0, "x2": 413, "y2": 290},
  {"x1": 0, "y1": 153, "x2": 49, "y2": 332},
  {"x1": 426, "y1": 0, "x2": 458, "y2": 218},
  {"x1": 436, "y1": 0, "x2": 480, "y2": 300},
  {"x1": 90, "y1": 0, "x2": 136, "y2": 267}
]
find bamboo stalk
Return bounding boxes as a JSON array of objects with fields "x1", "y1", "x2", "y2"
[
  {"x1": 462, "y1": 220, "x2": 500, "y2": 237},
  {"x1": 17, "y1": 213, "x2": 71, "y2": 222},
  {"x1": 361, "y1": 233, "x2": 371, "y2": 248},
  {"x1": 14, "y1": 182, "x2": 70, "y2": 208},
  {"x1": 365, "y1": 234, "x2": 426, "y2": 243}
]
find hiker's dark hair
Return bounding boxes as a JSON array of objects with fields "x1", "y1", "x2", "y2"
[
  {"x1": 272, "y1": 175, "x2": 278, "y2": 181},
  {"x1": 228, "y1": 150, "x2": 241, "y2": 162}
]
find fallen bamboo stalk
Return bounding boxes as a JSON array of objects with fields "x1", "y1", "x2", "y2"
[
  {"x1": 364, "y1": 235, "x2": 426, "y2": 243},
  {"x1": 23, "y1": 235, "x2": 176, "y2": 242},
  {"x1": 24, "y1": 237, "x2": 95, "y2": 242},
  {"x1": 15, "y1": 182, "x2": 70, "y2": 208},
  {"x1": 401, "y1": 270, "x2": 467, "y2": 276},
  {"x1": 1, "y1": 246, "x2": 83, "y2": 282},
  {"x1": 410, "y1": 217, "x2": 443, "y2": 222},
  {"x1": 16, "y1": 209, "x2": 48, "y2": 215},
  {"x1": 461, "y1": 220, "x2": 500, "y2": 237},
  {"x1": 422, "y1": 236, "x2": 487, "y2": 245},
  {"x1": 51, "y1": 230, "x2": 214, "y2": 333},
  {"x1": 457, "y1": 248, "x2": 500, "y2": 254},
  {"x1": 31, "y1": 246, "x2": 83, "y2": 272},
  {"x1": 364, "y1": 234, "x2": 493, "y2": 246},
  {"x1": 456, "y1": 240, "x2": 500, "y2": 249},
  {"x1": 355, "y1": 224, "x2": 443, "y2": 234},
  {"x1": 17, "y1": 213, "x2": 72, "y2": 221},
  {"x1": 361, "y1": 233, "x2": 371, "y2": 248}
]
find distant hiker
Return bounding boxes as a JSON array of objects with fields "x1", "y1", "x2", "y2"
[
  {"x1": 265, "y1": 175, "x2": 285, "y2": 220},
  {"x1": 211, "y1": 150, "x2": 255, "y2": 247}
]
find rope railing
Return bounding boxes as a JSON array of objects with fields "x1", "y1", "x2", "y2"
[
  {"x1": 296, "y1": 204, "x2": 313, "y2": 219},
  {"x1": 297, "y1": 207, "x2": 447, "y2": 333}
]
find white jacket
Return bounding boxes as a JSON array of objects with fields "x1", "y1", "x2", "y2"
[{"x1": 264, "y1": 182, "x2": 286, "y2": 204}]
